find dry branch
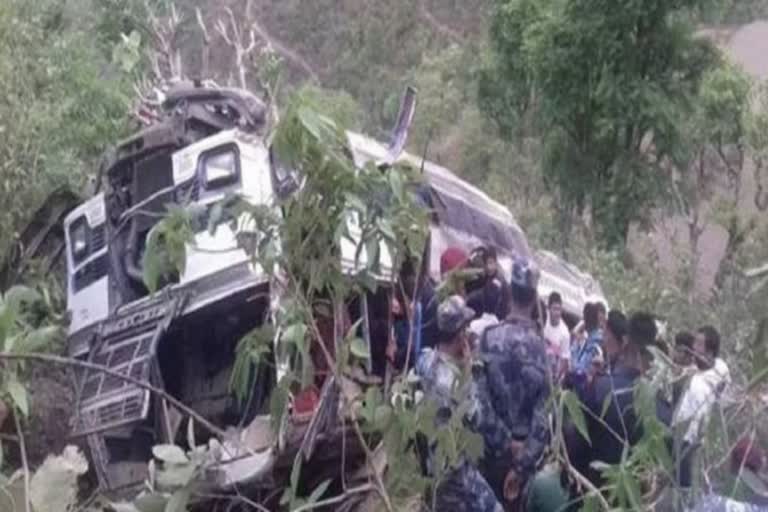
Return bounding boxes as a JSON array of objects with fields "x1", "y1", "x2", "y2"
[
  {"x1": 0, "y1": 352, "x2": 227, "y2": 439},
  {"x1": 195, "y1": 8, "x2": 211, "y2": 79}
]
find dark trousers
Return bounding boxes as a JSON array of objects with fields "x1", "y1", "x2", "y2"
[{"x1": 676, "y1": 441, "x2": 696, "y2": 489}]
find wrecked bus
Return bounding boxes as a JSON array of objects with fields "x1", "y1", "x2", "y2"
[{"x1": 58, "y1": 82, "x2": 534, "y2": 499}]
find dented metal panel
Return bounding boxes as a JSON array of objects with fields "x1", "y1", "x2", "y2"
[{"x1": 71, "y1": 294, "x2": 185, "y2": 437}]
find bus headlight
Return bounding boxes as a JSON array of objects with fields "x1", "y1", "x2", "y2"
[{"x1": 70, "y1": 221, "x2": 88, "y2": 261}]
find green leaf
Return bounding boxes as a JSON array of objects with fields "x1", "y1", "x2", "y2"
[
  {"x1": 349, "y1": 337, "x2": 370, "y2": 360},
  {"x1": 344, "y1": 317, "x2": 364, "y2": 340},
  {"x1": 20, "y1": 326, "x2": 62, "y2": 352},
  {"x1": 4, "y1": 334, "x2": 20, "y2": 354},
  {"x1": 164, "y1": 489, "x2": 190, "y2": 512},
  {"x1": 29, "y1": 446, "x2": 88, "y2": 512},
  {"x1": 207, "y1": 202, "x2": 224, "y2": 235},
  {"x1": 269, "y1": 376, "x2": 291, "y2": 432},
  {"x1": 600, "y1": 393, "x2": 612, "y2": 419},
  {"x1": 361, "y1": 386, "x2": 381, "y2": 424},
  {"x1": 388, "y1": 169, "x2": 405, "y2": 198},
  {"x1": 156, "y1": 463, "x2": 196, "y2": 489},
  {"x1": 282, "y1": 324, "x2": 308, "y2": 350},
  {"x1": 748, "y1": 365, "x2": 768, "y2": 392},
  {"x1": 365, "y1": 238, "x2": 380, "y2": 271},
  {"x1": 111, "y1": 503, "x2": 141, "y2": 512},
  {"x1": 291, "y1": 458, "x2": 302, "y2": 491},
  {"x1": 563, "y1": 390, "x2": 590, "y2": 445},
  {"x1": 133, "y1": 493, "x2": 168, "y2": 512},
  {"x1": 307, "y1": 478, "x2": 331, "y2": 504},
  {"x1": 281, "y1": 458, "x2": 302, "y2": 505},
  {"x1": 279, "y1": 488, "x2": 292, "y2": 506},
  {"x1": 377, "y1": 219, "x2": 396, "y2": 242},
  {"x1": 581, "y1": 494, "x2": 600, "y2": 512},
  {"x1": 621, "y1": 472, "x2": 643, "y2": 509},
  {"x1": 6, "y1": 377, "x2": 28, "y2": 416},
  {"x1": 0, "y1": 304, "x2": 13, "y2": 343},
  {"x1": 4, "y1": 285, "x2": 40, "y2": 312},
  {"x1": 346, "y1": 193, "x2": 366, "y2": 212},
  {"x1": 152, "y1": 445, "x2": 189, "y2": 465},
  {"x1": 373, "y1": 404, "x2": 393, "y2": 429},
  {"x1": 186, "y1": 418, "x2": 196, "y2": 450}
]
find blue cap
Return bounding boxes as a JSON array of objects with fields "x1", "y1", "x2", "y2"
[
  {"x1": 437, "y1": 295, "x2": 476, "y2": 336},
  {"x1": 510, "y1": 257, "x2": 539, "y2": 291}
]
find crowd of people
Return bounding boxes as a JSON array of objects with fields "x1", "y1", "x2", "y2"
[{"x1": 389, "y1": 245, "x2": 747, "y2": 511}]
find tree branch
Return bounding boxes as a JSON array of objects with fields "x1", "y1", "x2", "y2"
[
  {"x1": 195, "y1": 8, "x2": 211, "y2": 79},
  {"x1": 0, "y1": 352, "x2": 228, "y2": 440},
  {"x1": 746, "y1": 262, "x2": 768, "y2": 279}
]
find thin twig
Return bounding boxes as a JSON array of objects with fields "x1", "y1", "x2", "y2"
[
  {"x1": 402, "y1": 261, "x2": 423, "y2": 373},
  {"x1": 559, "y1": 452, "x2": 612, "y2": 511},
  {"x1": 14, "y1": 413, "x2": 31, "y2": 512}
]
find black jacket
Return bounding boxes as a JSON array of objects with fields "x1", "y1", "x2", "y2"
[
  {"x1": 565, "y1": 365, "x2": 673, "y2": 488},
  {"x1": 466, "y1": 274, "x2": 510, "y2": 320}
]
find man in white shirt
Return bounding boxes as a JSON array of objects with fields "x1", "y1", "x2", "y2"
[
  {"x1": 542, "y1": 292, "x2": 571, "y2": 379},
  {"x1": 673, "y1": 325, "x2": 731, "y2": 487}
]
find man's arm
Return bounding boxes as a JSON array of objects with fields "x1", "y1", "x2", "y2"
[
  {"x1": 467, "y1": 370, "x2": 515, "y2": 460},
  {"x1": 558, "y1": 329, "x2": 571, "y2": 380},
  {"x1": 512, "y1": 338, "x2": 551, "y2": 475},
  {"x1": 517, "y1": 366, "x2": 551, "y2": 475}
]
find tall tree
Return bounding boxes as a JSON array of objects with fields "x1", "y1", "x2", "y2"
[{"x1": 480, "y1": 0, "x2": 721, "y2": 249}]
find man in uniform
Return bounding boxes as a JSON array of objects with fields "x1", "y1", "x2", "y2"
[
  {"x1": 416, "y1": 294, "x2": 504, "y2": 512},
  {"x1": 472, "y1": 257, "x2": 552, "y2": 507}
]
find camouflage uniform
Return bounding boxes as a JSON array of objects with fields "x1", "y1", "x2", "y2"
[
  {"x1": 416, "y1": 295, "x2": 504, "y2": 512},
  {"x1": 470, "y1": 258, "x2": 552, "y2": 501},
  {"x1": 417, "y1": 348, "x2": 504, "y2": 512},
  {"x1": 473, "y1": 315, "x2": 551, "y2": 477}
]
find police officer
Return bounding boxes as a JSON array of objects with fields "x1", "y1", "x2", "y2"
[
  {"x1": 416, "y1": 295, "x2": 504, "y2": 512},
  {"x1": 472, "y1": 257, "x2": 552, "y2": 507}
]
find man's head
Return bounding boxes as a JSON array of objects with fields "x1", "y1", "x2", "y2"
[
  {"x1": 548, "y1": 292, "x2": 563, "y2": 325},
  {"x1": 583, "y1": 303, "x2": 599, "y2": 333},
  {"x1": 509, "y1": 257, "x2": 539, "y2": 315},
  {"x1": 625, "y1": 312, "x2": 658, "y2": 371},
  {"x1": 437, "y1": 295, "x2": 476, "y2": 360},
  {"x1": 596, "y1": 302, "x2": 607, "y2": 329},
  {"x1": 673, "y1": 331, "x2": 695, "y2": 366},
  {"x1": 694, "y1": 325, "x2": 720, "y2": 369},
  {"x1": 484, "y1": 246, "x2": 499, "y2": 278},
  {"x1": 603, "y1": 310, "x2": 628, "y2": 362}
]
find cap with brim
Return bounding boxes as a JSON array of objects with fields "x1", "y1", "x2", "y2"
[
  {"x1": 437, "y1": 295, "x2": 476, "y2": 337},
  {"x1": 510, "y1": 257, "x2": 539, "y2": 290},
  {"x1": 440, "y1": 247, "x2": 469, "y2": 276}
]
